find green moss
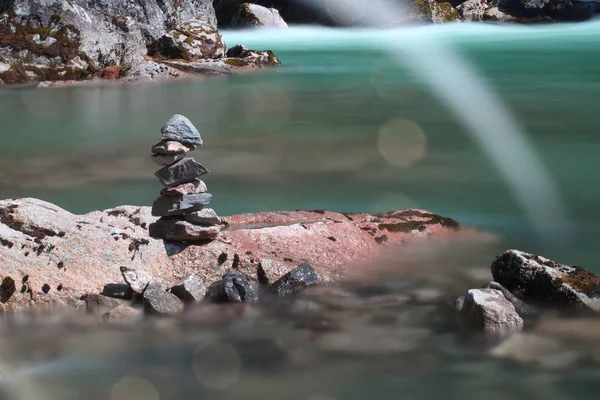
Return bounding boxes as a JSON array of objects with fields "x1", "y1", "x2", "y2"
[
  {"x1": 224, "y1": 58, "x2": 250, "y2": 67},
  {"x1": 562, "y1": 266, "x2": 600, "y2": 297},
  {"x1": 437, "y1": 2, "x2": 461, "y2": 22},
  {"x1": 183, "y1": 36, "x2": 195, "y2": 45}
]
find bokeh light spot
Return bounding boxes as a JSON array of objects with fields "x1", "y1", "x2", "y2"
[
  {"x1": 377, "y1": 118, "x2": 427, "y2": 168},
  {"x1": 192, "y1": 342, "x2": 241, "y2": 390}
]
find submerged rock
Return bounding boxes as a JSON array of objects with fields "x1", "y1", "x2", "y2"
[
  {"x1": 120, "y1": 267, "x2": 153, "y2": 294},
  {"x1": 232, "y1": 3, "x2": 289, "y2": 28},
  {"x1": 149, "y1": 218, "x2": 220, "y2": 242},
  {"x1": 491, "y1": 250, "x2": 600, "y2": 312},
  {"x1": 170, "y1": 274, "x2": 207, "y2": 303},
  {"x1": 206, "y1": 272, "x2": 258, "y2": 304},
  {"x1": 143, "y1": 281, "x2": 184, "y2": 315},
  {"x1": 161, "y1": 115, "x2": 203, "y2": 146},
  {"x1": 151, "y1": 194, "x2": 213, "y2": 217},
  {"x1": 460, "y1": 288, "x2": 524, "y2": 336},
  {"x1": 267, "y1": 263, "x2": 318, "y2": 297},
  {"x1": 154, "y1": 158, "x2": 210, "y2": 187}
]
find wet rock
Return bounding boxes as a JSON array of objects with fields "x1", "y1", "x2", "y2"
[
  {"x1": 149, "y1": 218, "x2": 220, "y2": 242},
  {"x1": 164, "y1": 49, "x2": 281, "y2": 75},
  {"x1": 122, "y1": 60, "x2": 187, "y2": 83},
  {"x1": 161, "y1": 114, "x2": 203, "y2": 146},
  {"x1": 206, "y1": 272, "x2": 258, "y2": 304},
  {"x1": 460, "y1": 288, "x2": 523, "y2": 336},
  {"x1": 152, "y1": 140, "x2": 194, "y2": 155},
  {"x1": 184, "y1": 208, "x2": 221, "y2": 225},
  {"x1": 491, "y1": 250, "x2": 600, "y2": 312},
  {"x1": 160, "y1": 179, "x2": 207, "y2": 196},
  {"x1": 483, "y1": 281, "x2": 539, "y2": 317},
  {"x1": 226, "y1": 44, "x2": 249, "y2": 58},
  {"x1": 101, "y1": 283, "x2": 133, "y2": 299},
  {"x1": 103, "y1": 304, "x2": 143, "y2": 323},
  {"x1": 151, "y1": 153, "x2": 186, "y2": 166},
  {"x1": 232, "y1": 3, "x2": 289, "y2": 28},
  {"x1": 170, "y1": 274, "x2": 206, "y2": 303},
  {"x1": 143, "y1": 281, "x2": 184, "y2": 315},
  {"x1": 267, "y1": 263, "x2": 318, "y2": 297},
  {"x1": 150, "y1": 21, "x2": 226, "y2": 61},
  {"x1": 155, "y1": 158, "x2": 210, "y2": 187},
  {"x1": 151, "y1": 194, "x2": 213, "y2": 217},
  {"x1": 120, "y1": 266, "x2": 153, "y2": 294}
]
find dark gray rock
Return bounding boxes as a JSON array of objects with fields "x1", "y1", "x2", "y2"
[
  {"x1": 460, "y1": 288, "x2": 524, "y2": 337},
  {"x1": 161, "y1": 115, "x2": 203, "y2": 145},
  {"x1": 149, "y1": 218, "x2": 220, "y2": 242},
  {"x1": 152, "y1": 140, "x2": 194, "y2": 155},
  {"x1": 101, "y1": 283, "x2": 133, "y2": 299},
  {"x1": 491, "y1": 250, "x2": 600, "y2": 312},
  {"x1": 170, "y1": 274, "x2": 207, "y2": 303},
  {"x1": 483, "y1": 281, "x2": 540, "y2": 317},
  {"x1": 184, "y1": 208, "x2": 221, "y2": 225},
  {"x1": 151, "y1": 194, "x2": 213, "y2": 217},
  {"x1": 226, "y1": 44, "x2": 249, "y2": 58},
  {"x1": 498, "y1": 0, "x2": 600, "y2": 19},
  {"x1": 160, "y1": 179, "x2": 207, "y2": 196},
  {"x1": 120, "y1": 266, "x2": 153, "y2": 294},
  {"x1": 155, "y1": 158, "x2": 210, "y2": 187},
  {"x1": 267, "y1": 263, "x2": 318, "y2": 297},
  {"x1": 232, "y1": 3, "x2": 289, "y2": 28},
  {"x1": 143, "y1": 281, "x2": 184, "y2": 315},
  {"x1": 206, "y1": 272, "x2": 258, "y2": 304}
]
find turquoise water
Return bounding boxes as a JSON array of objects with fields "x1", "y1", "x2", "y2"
[{"x1": 2, "y1": 21, "x2": 600, "y2": 400}]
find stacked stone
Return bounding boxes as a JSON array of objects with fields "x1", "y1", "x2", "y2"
[{"x1": 148, "y1": 114, "x2": 222, "y2": 242}]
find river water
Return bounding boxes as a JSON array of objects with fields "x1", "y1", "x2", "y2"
[{"x1": 1, "y1": 22, "x2": 600, "y2": 399}]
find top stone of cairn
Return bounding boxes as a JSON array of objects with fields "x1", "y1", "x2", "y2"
[{"x1": 161, "y1": 114, "x2": 203, "y2": 146}]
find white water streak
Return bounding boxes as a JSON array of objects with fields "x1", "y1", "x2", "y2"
[{"x1": 299, "y1": 0, "x2": 570, "y2": 241}]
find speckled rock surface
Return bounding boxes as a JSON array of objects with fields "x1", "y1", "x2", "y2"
[
  {"x1": 0, "y1": 198, "x2": 485, "y2": 313},
  {"x1": 232, "y1": 3, "x2": 289, "y2": 28},
  {"x1": 460, "y1": 288, "x2": 524, "y2": 336}
]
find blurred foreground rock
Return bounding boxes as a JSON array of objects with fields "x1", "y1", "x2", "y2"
[{"x1": 0, "y1": 197, "x2": 483, "y2": 313}]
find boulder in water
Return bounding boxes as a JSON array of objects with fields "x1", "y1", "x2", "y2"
[
  {"x1": 232, "y1": 3, "x2": 289, "y2": 28},
  {"x1": 460, "y1": 288, "x2": 524, "y2": 336}
]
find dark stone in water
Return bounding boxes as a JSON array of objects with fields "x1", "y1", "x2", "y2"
[
  {"x1": 155, "y1": 157, "x2": 210, "y2": 187},
  {"x1": 227, "y1": 44, "x2": 249, "y2": 58},
  {"x1": 206, "y1": 272, "x2": 258, "y2": 304},
  {"x1": 102, "y1": 283, "x2": 133, "y2": 299},
  {"x1": 161, "y1": 114, "x2": 203, "y2": 145},
  {"x1": 267, "y1": 263, "x2": 318, "y2": 297},
  {"x1": 171, "y1": 274, "x2": 206, "y2": 303},
  {"x1": 143, "y1": 281, "x2": 183, "y2": 315},
  {"x1": 151, "y1": 193, "x2": 213, "y2": 217}
]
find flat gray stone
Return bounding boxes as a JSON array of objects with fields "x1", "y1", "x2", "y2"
[
  {"x1": 120, "y1": 266, "x2": 153, "y2": 294},
  {"x1": 160, "y1": 179, "x2": 207, "y2": 196},
  {"x1": 149, "y1": 218, "x2": 220, "y2": 242},
  {"x1": 155, "y1": 157, "x2": 209, "y2": 187},
  {"x1": 184, "y1": 208, "x2": 221, "y2": 225},
  {"x1": 143, "y1": 281, "x2": 183, "y2": 315},
  {"x1": 151, "y1": 193, "x2": 212, "y2": 217},
  {"x1": 151, "y1": 153, "x2": 185, "y2": 166},
  {"x1": 152, "y1": 140, "x2": 194, "y2": 154},
  {"x1": 170, "y1": 274, "x2": 206, "y2": 303},
  {"x1": 460, "y1": 288, "x2": 523, "y2": 337},
  {"x1": 161, "y1": 114, "x2": 203, "y2": 145}
]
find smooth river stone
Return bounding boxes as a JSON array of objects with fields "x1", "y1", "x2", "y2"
[
  {"x1": 184, "y1": 208, "x2": 221, "y2": 225},
  {"x1": 152, "y1": 140, "x2": 194, "y2": 155},
  {"x1": 149, "y1": 218, "x2": 220, "y2": 242},
  {"x1": 160, "y1": 179, "x2": 207, "y2": 196},
  {"x1": 151, "y1": 153, "x2": 185, "y2": 166},
  {"x1": 155, "y1": 157, "x2": 209, "y2": 187},
  {"x1": 151, "y1": 193, "x2": 212, "y2": 217},
  {"x1": 161, "y1": 114, "x2": 203, "y2": 146}
]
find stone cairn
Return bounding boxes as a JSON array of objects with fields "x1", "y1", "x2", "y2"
[{"x1": 148, "y1": 114, "x2": 221, "y2": 242}]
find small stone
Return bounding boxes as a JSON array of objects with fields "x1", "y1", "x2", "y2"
[
  {"x1": 170, "y1": 274, "x2": 206, "y2": 303},
  {"x1": 103, "y1": 304, "x2": 143, "y2": 323},
  {"x1": 151, "y1": 140, "x2": 194, "y2": 154},
  {"x1": 151, "y1": 153, "x2": 185, "y2": 166},
  {"x1": 160, "y1": 179, "x2": 207, "y2": 196},
  {"x1": 460, "y1": 288, "x2": 523, "y2": 337},
  {"x1": 101, "y1": 283, "x2": 133, "y2": 299},
  {"x1": 206, "y1": 272, "x2": 258, "y2": 304},
  {"x1": 120, "y1": 266, "x2": 153, "y2": 294},
  {"x1": 184, "y1": 208, "x2": 221, "y2": 225},
  {"x1": 267, "y1": 263, "x2": 318, "y2": 297},
  {"x1": 81, "y1": 293, "x2": 129, "y2": 314},
  {"x1": 161, "y1": 114, "x2": 203, "y2": 145},
  {"x1": 257, "y1": 258, "x2": 277, "y2": 285},
  {"x1": 149, "y1": 218, "x2": 220, "y2": 242},
  {"x1": 226, "y1": 44, "x2": 249, "y2": 58},
  {"x1": 151, "y1": 193, "x2": 213, "y2": 217},
  {"x1": 143, "y1": 281, "x2": 184, "y2": 315},
  {"x1": 155, "y1": 157, "x2": 209, "y2": 187},
  {"x1": 483, "y1": 281, "x2": 539, "y2": 317}
]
